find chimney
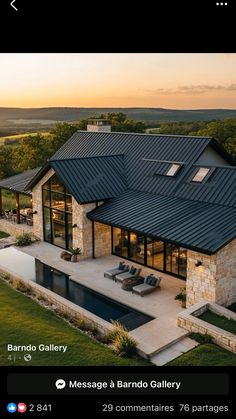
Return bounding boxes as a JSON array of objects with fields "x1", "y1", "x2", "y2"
[{"x1": 87, "y1": 119, "x2": 111, "y2": 133}]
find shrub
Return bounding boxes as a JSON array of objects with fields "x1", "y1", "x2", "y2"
[
  {"x1": 112, "y1": 333, "x2": 137, "y2": 357},
  {"x1": 190, "y1": 332, "x2": 213, "y2": 344},
  {"x1": 16, "y1": 233, "x2": 32, "y2": 247},
  {"x1": 11, "y1": 279, "x2": 32, "y2": 294},
  {"x1": 105, "y1": 320, "x2": 137, "y2": 357}
]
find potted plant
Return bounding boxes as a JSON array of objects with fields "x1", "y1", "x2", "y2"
[
  {"x1": 174, "y1": 286, "x2": 186, "y2": 308},
  {"x1": 70, "y1": 247, "x2": 82, "y2": 263}
]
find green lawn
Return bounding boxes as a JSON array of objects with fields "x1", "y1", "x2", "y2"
[
  {"x1": 199, "y1": 310, "x2": 236, "y2": 335},
  {"x1": 0, "y1": 281, "x2": 148, "y2": 366},
  {"x1": 167, "y1": 343, "x2": 236, "y2": 366},
  {"x1": 0, "y1": 231, "x2": 10, "y2": 239}
]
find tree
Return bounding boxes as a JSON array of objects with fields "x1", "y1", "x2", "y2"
[
  {"x1": 12, "y1": 134, "x2": 51, "y2": 172},
  {"x1": 0, "y1": 146, "x2": 15, "y2": 179}
]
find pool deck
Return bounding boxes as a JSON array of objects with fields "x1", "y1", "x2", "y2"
[{"x1": 18, "y1": 242, "x2": 188, "y2": 357}]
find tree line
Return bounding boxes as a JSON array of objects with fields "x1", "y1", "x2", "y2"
[{"x1": 0, "y1": 114, "x2": 235, "y2": 180}]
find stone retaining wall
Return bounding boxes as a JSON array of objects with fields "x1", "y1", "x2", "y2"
[
  {"x1": 0, "y1": 219, "x2": 33, "y2": 238},
  {"x1": 177, "y1": 300, "x2": 236, "y2": 353}
]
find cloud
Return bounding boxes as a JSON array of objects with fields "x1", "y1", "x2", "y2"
[{"x1": 145, "y1": 84, "x2": 236, "y2": 95}]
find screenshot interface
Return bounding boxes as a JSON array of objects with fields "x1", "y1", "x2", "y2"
[{"x1": 0, "y1": 1, "x2": 235, "y2": 417}]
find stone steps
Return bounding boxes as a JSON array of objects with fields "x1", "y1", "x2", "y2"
[{"x1": 150, "y1": 337, "x2": 199, "y2": 366}]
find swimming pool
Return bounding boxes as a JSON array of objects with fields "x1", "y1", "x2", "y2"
[{"x1": 0, "y1": 247, "x2": 153, "y2": 330}]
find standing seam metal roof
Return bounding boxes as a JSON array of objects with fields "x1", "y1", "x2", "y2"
[
  {"x1": 87, "y1": 190, "x2": 236, "y2": 254},
  {"x1": 0, "y1": 168, "x2": 40, "y2": 195}
]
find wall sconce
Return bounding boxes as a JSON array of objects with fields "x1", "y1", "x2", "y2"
[
  {"x1": 32, "y1": 210, "x2": 38, "y2": 215},
  {"x1": 72, "y1": 224, "x2": 77, "y2": 228},
  {"x1": 195, "y1": 260, "x2": 202, "y2": 267}
]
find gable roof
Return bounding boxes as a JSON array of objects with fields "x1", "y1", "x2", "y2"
[
  {"x1": 88, "y1": 189, "x2": 236, "y2": 254},
  {"x1": 0, "y1": 167, "x2": 40, "y2": 195},
  {"x1": 50, "y1": 155, "x2": 126, "y2": 203}
]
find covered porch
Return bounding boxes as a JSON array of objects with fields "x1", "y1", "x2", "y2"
[
  {"x1": 0, "y1": 168, "x2": 39, "y2": 227},
  {"x1": 19, "y1": 241, "x2": 188, "y2": 357}
]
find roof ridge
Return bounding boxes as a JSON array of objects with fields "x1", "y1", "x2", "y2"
[{"x1": 76, "y1": 130, "x2": 212, "y2": 139}]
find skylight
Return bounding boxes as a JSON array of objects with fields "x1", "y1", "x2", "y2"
[
  {"x1": 166, "y1": 164, "x2": 181, "y2": 177},
  {"x1": 192, "y1": 167, "x2": 210, "y2": 183}
]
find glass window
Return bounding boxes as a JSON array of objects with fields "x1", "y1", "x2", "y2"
[
  {"x1": 113, "y1": 227, "x2": 128, "y2": 258},
  {"x1": 165, "y1": 243, "x2": 187, "y2": 278},
  {"x1": 43, "y1": 207, "x2": 51, "y2": 242},
  {"x1": 42, "y1": 174, "x2": 72, "y2": 250},
  {"x1": 146, "y1": 237, "x2": 164, "y2": 271},
  {"x1": 66, "y1": 195, "x2": 72, "y2": 213},
  {"x1": 178, "y1": 247, "x2": 187, "y2": 278},
  {"x1": 42, "y1": 189, "x2": 50, "y2": 207},
  {"x1": 166, "y1": 164, "x2": 181, "y2": 176},
  {"x1": 51, "y1": 191, "x2": 65, "y2": 211},
  {"x1": 52, "y1": 210, "x2": 66, "y2": 248},
  {"x1": 129, "y1": 232, "x2": 145, "y2": 264},
  {"x1": 50, "y1": 174, "x2": 65, "y2": 192},
  {"x1": 192, "y1": 167, "x2": 210, "y2": 183}
]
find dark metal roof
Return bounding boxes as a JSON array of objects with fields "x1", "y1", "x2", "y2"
[
  {"x1": 50, "y1": 131, "x2": 212, "y2": 197},
  {"x1": 88, "y1": 190, "x2": 236, "y2": 254},
  {"x1": 0, "y1": 168, "x2": 41, "y2": 195},
  {"x1": 175, "y1": 166, "x2": 236, "y2": 207},
  {"x1": 50, "y1": 155, "x2": 126, "y2": 203}
]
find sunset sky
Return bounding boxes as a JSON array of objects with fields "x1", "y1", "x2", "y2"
[{"x1": 0, "y1": 54, "x2": 236, "y2": 109}]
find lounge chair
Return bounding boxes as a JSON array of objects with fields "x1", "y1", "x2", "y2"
[
  {"x1": 132, "y1": 275, "x2": 161, "y2": 296},
  {"x1": 115, "y1": 266, "x2": 141, "y2": 283},
  {"x1": 104, "y1": 261, "x2": 129, "y2": 280}
]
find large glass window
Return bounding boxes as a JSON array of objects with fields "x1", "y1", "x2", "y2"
[
  {"x1": 42, "y1": 174, "x2": 72, "y2": 250},
  {"x1": 166, "y1": 243, "x2": 187, "y2": 278},
  {"x1": 113, "y1": 227, "x2": 128, "y2": 258},
  {"x1": 129, "y1": 232, "x2": 145, "y2": 264},
  {"x1": 112, "y1": 227, "x2": 187, "y2": 279},
  {"x1": 146, "y1": 237, "x2": 164, "y2": 271}
]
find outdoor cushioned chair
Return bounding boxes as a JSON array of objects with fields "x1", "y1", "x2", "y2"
[
  {"x1": 115, "y1": 266, "x2": 141, "y2": 283},
  {"x1": 104, "y1": 261, "x2": 129, "y2": 280},
  {"x1": 132, "y1": 275, "x2": 161, "y2": 296}
]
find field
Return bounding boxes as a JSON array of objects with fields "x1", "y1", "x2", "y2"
[
  {"x1": 0, "y1": 132, "x2": 50, "y2": 146},
  {"x1": 0, "y1": 280, "x2": 148, "y2": 366}
]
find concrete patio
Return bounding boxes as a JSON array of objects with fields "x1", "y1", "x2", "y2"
[{"x1": 20, "y1": 241, "x2": 189, "y2": 358}]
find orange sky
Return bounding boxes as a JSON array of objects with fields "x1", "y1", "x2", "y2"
[{"x1": 0, "y1": 54, "x2": 235, "y2": 108}]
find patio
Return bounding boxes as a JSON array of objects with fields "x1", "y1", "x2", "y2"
[{"x1": 20, "y1": 241, "x2": 188, "y2": 357}]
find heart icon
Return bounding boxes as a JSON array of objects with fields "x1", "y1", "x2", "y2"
[{"x1": 17, "y1": 403, "x2": 27, "y2": 413}]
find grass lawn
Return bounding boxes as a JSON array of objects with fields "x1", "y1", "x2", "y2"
[
  {"x1": 0, "y1": 231, "x2": 10, "y2": 239},
  {"x1": 1, "y1": 189, "x2": 32, "y2": 211},
  {"x1": 199, "y1": 310, "x2": 236, "y2": 335},
  {"x1": 0, "y1": 281, "x2": 148, "y2": 366},
  {"x1": 167, "y1": 343, "x2": 236, "y2": 366}
]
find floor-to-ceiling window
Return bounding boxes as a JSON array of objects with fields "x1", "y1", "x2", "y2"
[
  {"x1": 146, "y1": 237, "x2": 164, "y2": 271},
  {"x1": 42, "y1": 174, "x2": 72, "y2": 250},
  {"x1": 112, "y1": 227, "x2": 187, "y2": 279},
  {"x1": 112, "y1": 227, "x2": 129, "y2": 258}
]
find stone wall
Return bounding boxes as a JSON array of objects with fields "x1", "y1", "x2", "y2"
[
  {"x1": 72, "y1": 198, "x2": 96, "y2": 257},
  {"x1": 94, "y1": 222, "x2": 112, "y2": 257},
  {"x1": 216, "y1": 239, "x2": 236, "y2": 306},
  {"x1": 177, "y1": 301, "x2": 236, "y2": 354},
  {"x1": 0, "y1": 219, "x2": 33, "y2": 238},
  {"x1": 31, "y1": 168, "x2": 55, "y2": 240},
  {"x1": 186, "y1": 239, "x2": 236, "y2": 307}
]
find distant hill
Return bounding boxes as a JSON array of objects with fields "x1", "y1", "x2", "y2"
[{"x1": 1, "y1": 107, "x2": 236, "y2": 124}]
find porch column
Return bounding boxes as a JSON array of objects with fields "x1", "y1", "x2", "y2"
[
  {"x1": 0, "y1": 187, "x2": 2, "y2": 216},
  {"x1": 92, "y1": 220, "x2": 96, "y2": 259},
  {"x1": 16, "y1": 192, "x2": 20, "y2": 224}
]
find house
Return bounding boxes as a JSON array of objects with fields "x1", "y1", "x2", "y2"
[{"x1": 1, "y1": 120, "x2": 236, "y2": 308}]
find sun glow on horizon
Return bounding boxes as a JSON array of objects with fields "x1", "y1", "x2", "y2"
[{"x1": 0, "y1": 54, "x2": 236, "y2": 109}]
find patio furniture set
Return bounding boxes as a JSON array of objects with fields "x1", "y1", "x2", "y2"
[
  {"x1": 104, "y1": 261, "x2": 162, "y2": 296},
  {"x1": 2, "y1": 208, "x2": 33, "y2": 225}
]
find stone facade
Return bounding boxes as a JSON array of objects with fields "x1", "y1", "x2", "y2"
[
  {"x1": 32, "y1": 168, "x2": 55, "y2": 240},
  {"x1": 72, "y1": 198, "x2": 96, "y2": 257},
  {"x1": 177, "y1": 301, "x2": 236, "y2": 354},
  {"x1": 186, "y1": 239, "x2": 236, "y2": 307},
  {"x1": 0, "y1": 219, "x2": 33, "y2": 238},
  {"x1": 94, "y1": 222, "x2": 112, "y2": 257}
]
